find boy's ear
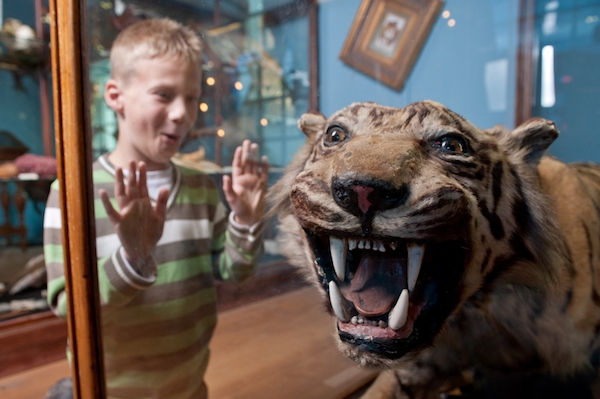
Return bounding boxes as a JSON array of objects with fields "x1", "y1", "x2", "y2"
[{"x1": 104, "y1": 79, "x2": 123, "y2": 113}]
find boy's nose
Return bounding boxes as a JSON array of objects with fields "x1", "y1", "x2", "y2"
[{"x1": 168, "y1": 97, "x2": 187, "y2": 121}]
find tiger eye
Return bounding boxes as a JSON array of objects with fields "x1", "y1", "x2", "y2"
[
  {"x1": 324, "y1": 125, "x2": 349, "y2": 146},
  {"x1": 434, "y1": 134, "x2": 471, "y2": 156},
  {"x1": 441, "y1": 138, "x2": 464, "y2": 153}
]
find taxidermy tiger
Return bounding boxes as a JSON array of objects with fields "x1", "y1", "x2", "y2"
[{"x1": 268, "y1": 100, "x2": 600, "y2": 398}]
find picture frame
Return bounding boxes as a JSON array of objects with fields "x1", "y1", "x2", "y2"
[{"x1": 340, "y1": 0, "x2": 444, "y2": 91}]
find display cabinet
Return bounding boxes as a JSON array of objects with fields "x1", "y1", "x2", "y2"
[
  {"x1": 47, "y1": 1, "x2": 319, "y2": 397},
  {"x1": 0, "y1": 0, "x2": 64, "y2": 379}
]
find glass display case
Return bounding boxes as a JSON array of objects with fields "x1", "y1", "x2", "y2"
[{"x1": 4, "y1": 0, "x2": 600, "y2": 397}]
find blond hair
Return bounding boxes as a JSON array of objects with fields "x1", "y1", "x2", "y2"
[{"x1": 109, "y1": 18, "x2": 202, "y2": 82}]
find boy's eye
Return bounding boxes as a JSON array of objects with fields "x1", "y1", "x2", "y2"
[{"x1": 155, "y1": 91, "x2": 172, "y2": 100}]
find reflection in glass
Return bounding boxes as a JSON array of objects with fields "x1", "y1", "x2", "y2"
[
  {"x1": 80, "y1": 1, "x2": 315, "y2": 397},
  {"x1": 88, "y1": 0, "x2": 312, "y2": 168}
]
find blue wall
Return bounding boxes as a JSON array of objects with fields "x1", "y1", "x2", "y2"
[
  {"x1": 1, "y1": 2, "x2": 50, "y2": 244},
  {"x1": 319, "y1": 0, "x2": 519, "y2": 130},
  {"x1": 1, "y1": 1, "x2": 46, "y2": 156},
  {"x1": 318, "y1": 0, "x2": 600, "y2": 164}
]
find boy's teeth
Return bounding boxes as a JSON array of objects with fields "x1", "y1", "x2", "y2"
[
  {"x1": 330, "y1": 237, "x2": 346, "y2": 281},
  {"x1": 407, "y1": 243, "x2": 425, "y2": 292},
  {"x1": 388, "y1": 288, "x2": 409, "y2": 330},
  {"x1": 329, "y1": 280, "x2": 351, "y2": 322}
]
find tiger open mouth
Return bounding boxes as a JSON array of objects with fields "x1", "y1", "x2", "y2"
[{"x1": 306, "y1": 231, "x2": 468, "y2": 359}]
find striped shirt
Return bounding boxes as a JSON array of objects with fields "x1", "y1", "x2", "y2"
[{"x1": 44, "y1": 154, "x2": 264, "y2": 398}]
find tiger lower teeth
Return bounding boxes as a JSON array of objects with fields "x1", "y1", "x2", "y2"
[
  {"x1": 350, "y1": 315, "x2": 387, "y2": 327},
  {"x1": 388, "y1": 289, "x2": 409, "y2": 330}
]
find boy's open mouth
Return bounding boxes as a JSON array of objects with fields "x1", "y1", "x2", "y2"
[{"x1": 161, "y1": 133, "x2": 180, "y2": 143}]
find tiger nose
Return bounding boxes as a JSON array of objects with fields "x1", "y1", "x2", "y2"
[{"x1": 331, "y1": 176, "x2": 408, "y2": 217}]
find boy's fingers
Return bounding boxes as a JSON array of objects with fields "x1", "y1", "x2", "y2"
[
  {"x1": 154, "y1": 189, "x2": 169, "y2": 218},
  {"x1": 260, "y1": 155, "x2": 269, "y2": 184},
  {"x1": 249, "y1": 143, "x2": 259, "y2": 175},
  {"x1": 127, "y1": 161, "x2": 140, "y2": 198},
  {"x1": 241, "y1": 139, "x2": 251, "y2": 164},
  {"x1": 100, "y1": 189, "x2": 121, "y2": 224},
  {"x1": 249, "y1": 143, "x2": 259, "y2": 161},
  {"x1": 232, "y1": 146, "x2": 243, "y2": 176},
  {"x1": 115, "y1": 167, "x2": 125, "y2": 198},
  {"x1": 222, "y1": 175, "x2": 235, "y2": 204},
  {"x1": 137, "y1": 162, "x2": 148, "y2": 198}
]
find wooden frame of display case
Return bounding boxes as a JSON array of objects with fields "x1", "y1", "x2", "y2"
[
  {"x1": 48, "y1": 0, "x2": 105, "y2": 397},
  {"x1": 515, "y1": 0, "x2": 536, "y2": 125}
]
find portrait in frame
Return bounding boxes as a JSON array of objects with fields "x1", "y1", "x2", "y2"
[{"x1": 340, "y1": 0, "x2": 444, "y2": 91}]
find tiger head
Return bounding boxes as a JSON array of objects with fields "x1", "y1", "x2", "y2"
[{"x1": 269, "y1": 100, "x2": 562, "y2": 367}]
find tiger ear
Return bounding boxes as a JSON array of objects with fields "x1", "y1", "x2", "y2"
[
  {"x1": 298, "y1": 112, "x2": 326, "y2": 141},
  {"x1": 507, "y1": 118, "x2": 559, "y2": 166}
]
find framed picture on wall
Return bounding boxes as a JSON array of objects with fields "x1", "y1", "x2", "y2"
[{"x1": 340, "y1": 0, "x2": 443, "y2": 91}]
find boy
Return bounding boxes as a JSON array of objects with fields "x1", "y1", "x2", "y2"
[{"x1": 44, "y1": 18, "x2": 268, "y2": 398}]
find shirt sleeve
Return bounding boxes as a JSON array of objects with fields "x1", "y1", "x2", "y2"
[
  {"x1": 95, "y1": 247, "x2": 157, "y2": 308},
  {"x1": 211, "y1": 201, "x2": 265, "y2": 282}
]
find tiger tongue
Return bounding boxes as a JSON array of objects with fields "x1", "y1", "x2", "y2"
[{"x1": 341, "y1": 253, "x2": 406, "y2": 317}]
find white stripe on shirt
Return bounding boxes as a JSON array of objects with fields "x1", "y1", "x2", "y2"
[
  {"x1": 43, "y1": 207, "x2": 62, "y2": 229},
  {"x1": 96, "y1": 219, "x2": 213, "y2": 259}
]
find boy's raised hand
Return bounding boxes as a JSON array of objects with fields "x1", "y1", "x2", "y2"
[
  {"x1": 223, "y1": 140, "x2": 269, "y2": 226},
  {"x1": 99, "y1": 161, "x2": 169, "y2": 274}
]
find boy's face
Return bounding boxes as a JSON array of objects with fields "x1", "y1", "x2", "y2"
[{"x1": 107, "y1": 55, "x2": 201, "y2": 170}]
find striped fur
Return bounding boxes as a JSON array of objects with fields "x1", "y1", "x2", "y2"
[{"x1": 269, "y1": 101, "x2": 600, "y2": 397}]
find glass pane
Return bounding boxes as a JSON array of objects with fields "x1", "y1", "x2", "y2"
[
  {"x1": 82, "y1": 1, "x2": 345, "y2": 398},
  {"x1": 531, "y1": 0, "x2": 600, "y2": 162},
  {"x1": 0, "y1": 2, "x2": 54, "y2": 321},
  {"x1": 18, "y1": 0, "x2": 599, "y2": 398}
]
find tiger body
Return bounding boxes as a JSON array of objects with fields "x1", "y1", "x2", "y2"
[{"x1": 269, "y1": 100, "x2": 600, "y2": 397}]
